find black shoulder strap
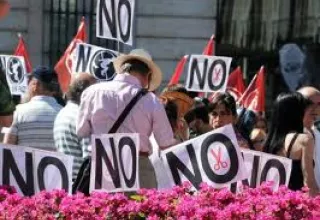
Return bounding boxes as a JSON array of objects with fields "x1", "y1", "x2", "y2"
[
  {"x1": 286, "y1": 133, "x2": 299, "y2": 158},
  {"x1": 108, "y1": 88, "x2": 148, "y2": 134}
]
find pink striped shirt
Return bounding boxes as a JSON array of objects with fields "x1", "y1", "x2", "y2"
[{"x1": 76, "y1": 73, "x2": 175, "y2": 153}]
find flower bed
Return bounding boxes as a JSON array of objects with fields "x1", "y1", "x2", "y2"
[{"x1": 0, "y1": 183, "x2": 320, "y2": 219}]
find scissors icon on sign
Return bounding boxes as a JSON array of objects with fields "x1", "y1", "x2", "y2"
[{"x1": 210, "y1": 147, "x2": 228, "y2": 171}]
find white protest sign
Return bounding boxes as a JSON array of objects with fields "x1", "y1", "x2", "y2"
[
  {"x1": 0, "y1": 55, "x2": 27, "y2": 96},
  {"x1": 96, "y1": 0, "x2": 135, "y2": 45},
  {"x1": 90, "y1": 133, "x2": 140, "y2": 193},
  {"x1": 186, "y1": 55, "x2": 232, "y2": 93},
  {"x1": 230, "y1": 149, "x2": 292, "y2": 193},
  {"x1": 72, "y1": 43, "x2": 118, "y2": 81},
  {"x1": 159, "y1": 125, "x2": 248, "y2": 190},
  {"x1": 34, "y1": 150, "x2": 73, "y2": 194},
  {"x1": 0, "y1": 144, "x2": 73, "y2": 196}
]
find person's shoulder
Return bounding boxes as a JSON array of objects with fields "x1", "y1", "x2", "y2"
[
  {"x1": 82, "y1": 81, "x2": 115, "y2": 96},
  {"x1": 296, "y1": 133, "x2": 314, "y2": 147}
]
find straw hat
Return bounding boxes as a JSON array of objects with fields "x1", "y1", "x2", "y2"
[{"x1": 113, "y1": 49, "x2": 162, "y2": 91}]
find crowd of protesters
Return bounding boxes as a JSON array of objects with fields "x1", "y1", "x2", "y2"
[{"x1": 0, "y1": 49, "x2": 320, "y2": 196}]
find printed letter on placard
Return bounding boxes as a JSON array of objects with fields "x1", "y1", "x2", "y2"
[
  {"x1": 34, "y1": 150, "x2": 73, "y2": 194},
  {"x1": 90, "y1": 133, "x2": 139, "y2": 193}
]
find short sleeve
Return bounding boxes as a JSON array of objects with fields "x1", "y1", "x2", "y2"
[
  {"x1": 152, "y1": 99, "x2": 176, "y2": 149},
  {"x1": 76, "y1": 90, "x2": 93, "y2": 138}
]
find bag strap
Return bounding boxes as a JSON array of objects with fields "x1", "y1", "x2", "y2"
[
  {"x1": 286, "y1": 133, "x2": 299, "y2": 158},
  {"x1": 108, "y1": 88, "x2": 148, "y2": 134}
]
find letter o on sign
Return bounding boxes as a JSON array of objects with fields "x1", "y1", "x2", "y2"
[
  {"x1": 208, "y1": 59, "x2": 227, "y2": 90},
  {"x1": 260, "y1": 159, "x2": 286, "y2": 185},
  {"x1": 117, "y1": 0, "x2": 131, "y2": 43},
  {"x1": 201, "y1": 133, "x2": 239, "y2": 184},
  {"x1": 37, "y1": 156, "x2": 69, "y2": 191}
]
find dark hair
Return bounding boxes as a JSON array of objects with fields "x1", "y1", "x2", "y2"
[
  {"x1": 162, "y1": 84, "x2": 198, "y2": 99},
  {"x1": 164, "y1": 100, "x2": 178, "y2": 129},
  {"x1": 122, "y1": 59, "x2": 150, "y2": 76},
  {"x1": 208, "y1": 93, "x2": 237, "y2": 116},
  {"x1": 263, "y1": 92, "x2": 312, "y2": 154},
  {"x1": 184, "y1": 105, "x2": 209, "y2": 124},
  {"x1": 67, "y1": 77, "x2": 94, "y2": 104}
]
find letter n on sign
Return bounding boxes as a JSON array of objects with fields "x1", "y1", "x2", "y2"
[{"x1": 90, "y1": 133, "x2": 140, "y2": 193}]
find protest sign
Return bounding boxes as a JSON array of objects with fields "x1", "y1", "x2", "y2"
[
  {"x1": 90, "y1": 133, "x2": 140, "y2": 193},
  {"x1": 0, "y1": 144, "x2": 73, "y2": 196},
  {"x1": 96, "y1": 0, "x2": 135, "y2": 45},
  {"x1": 159, "y1": 125, "x2": 248, "y2": 190},
  {"x1": 186, "y1": 55, "x2": 232, "y2": 93},
  {"x1": 230, "y1": 149, "x2": 292, "y2": 193},
  {"x1": 0, "y1": 55, "x2": 27, "y2": 96},
  {"x1": 73, "y1": 43, "x2": 118, "y2": 81}
]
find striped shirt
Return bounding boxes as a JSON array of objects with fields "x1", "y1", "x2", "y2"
[
  {"x1": 54, "y1": 101, "x2": 90, "y2": 180},
  {"x1": 8, "y1": 96, "x2": 62, "y2": 151}
]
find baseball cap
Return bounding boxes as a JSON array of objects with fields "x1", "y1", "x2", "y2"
[{"x1": 30, "y1": 66, "x2": 58, "y2": 83}]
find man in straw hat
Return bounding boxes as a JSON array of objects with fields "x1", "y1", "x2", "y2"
[{"x1": 77, "y1": 49, "x2": 176, "y2": 189}]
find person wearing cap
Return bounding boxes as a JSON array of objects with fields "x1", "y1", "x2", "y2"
[
  {"x1": 3, "y1": 67, "x2": 62, "y2": 151},
  {"x1": 77, "y1": 49, "x2": 176, "y2": 189}
]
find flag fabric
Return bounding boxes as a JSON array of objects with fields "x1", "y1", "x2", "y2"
[
  {"x1": 226, "y1": 66, "x2": 246, "y2": 101},
  {"x1": 168, "y1": 55, "x2": 188, "y2": 86},
  {"x1": 238, "y1": 66, "x2": 265, "y2": 112},
  {"x1": 14, "y1": 34, "x2": 32, "y2": 73},
  {"x1": 202, "y1": 34, "x2": 215, "y2": 55},
  {"x1": 54, "y1": 17, "x2": 86, "y2": 93}
]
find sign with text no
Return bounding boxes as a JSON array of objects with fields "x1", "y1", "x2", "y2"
[
  {"x1": 0, "y1": 144, "x2": 73, "y2": 196},
  {"x1": 90, "y1": 133, "x2": 140, "y2": 193},
  {"x1": 96, "y1": 0, "x2": 135, "y2": 45},
  {"x1": 72, "y1": 43, "x2": 118, "y2": 81},
  {"x1": 159, "y1": 125, "x2": 248, "y2": 190},
  {"x1": 186, "y1": 55, "x2": 232, "y2": 93}
]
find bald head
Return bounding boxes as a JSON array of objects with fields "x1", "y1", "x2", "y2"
[
  {"x1": 297, "y1": 86, "x2": 320, "y2": 104},
  {"x1": 67, "y1": 72, "x2": 96, "y2": 104},
  {"x1": 298, "y1": 86, "x2": 320, "y2": 129}
]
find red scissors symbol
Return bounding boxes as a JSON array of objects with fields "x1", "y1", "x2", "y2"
[{"x1": 210, "y1": 147, "x2": 228, "y2": 171}]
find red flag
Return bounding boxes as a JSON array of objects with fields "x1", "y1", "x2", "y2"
[
  {"x1": 14, "y1": 34, "x2": 32, "y2": 73},
  {"x1": 202, "y1": 34, "x2": 215, "y2": 55},
  {"x1": 226, "y1": 67, "x2": 245, "y2": 101},
  {"x1": 54, "y1": 17, "x2": 86, "y2": 93},
  {"x1": 168, "y1": 55, "x2": 188, "y2": 86},
  {"x1": 238, "y1": 66, "x2": 265, "y2": 112}
]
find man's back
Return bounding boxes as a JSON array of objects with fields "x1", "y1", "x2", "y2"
[
  {"x1": 9, "y1": 96, "x2": 62, "y2": 151},
  {"x1": 77, "y1": 73, "x2": 175, "y2": 153},
  {"x1": 54, "y1": 101, "x2": 90, "y2": 179}
]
